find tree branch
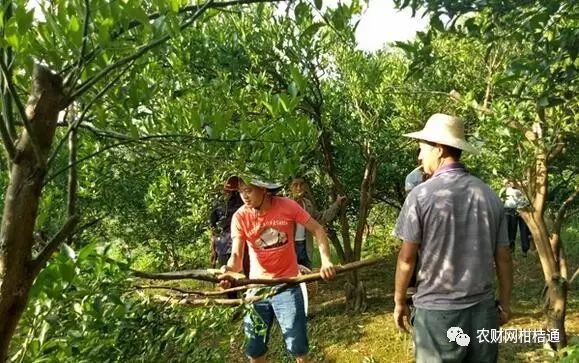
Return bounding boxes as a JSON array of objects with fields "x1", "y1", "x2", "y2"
[
  {"x1": 44, "y1": 131, "x2": 309, "y2": 186},
  {"x1": 134, "y1": 283, "x2": 261, "y2": 296},
  {"x1": 152, "y1": 286, "x2": 287, "y2": 306},
  {"x1": 571, "y1": 268, "x2": 579, "y2": 284},
  {"x1": 48, "y1": 61, "x2": 133, "y2": 168},
  {"x1": 30, "y1": 214, "x2": 80, "y2": 276},
  {"x1": 554, "y1": 188, "x2": 579, "y2": 231},
  {"x1": 60, "y1": 0, "x2": 285, "y2": 77},
  {"x1": 70, "y1": 0, "x2": 216, "y2": 100},
  {"x1": 353, "y1": 156, "x2": 377, "y2": 261},
  {"x1": 547, "y1": 135, "x2": 565, "y2": 162},
  {"x1": 64, "y1": 0, "x2": 92, "y2": 90},
  {"x1": 0, "y1": 107, "x2": 15, "y2": 160},
  {"x1": 0, "y1": 57, "x2": 43, "y2": 164},
  {"x1": 134, "y1": 257, "x2": 382, "y2": 285}
]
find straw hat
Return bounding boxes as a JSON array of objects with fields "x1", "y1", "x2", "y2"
[{"x1": 403, "y1": 113, "x2": 478, "y2": 154}]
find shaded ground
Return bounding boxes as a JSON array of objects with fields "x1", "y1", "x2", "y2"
[{"x1": 227, "y1": 235, "x2": 579, "y2": 362}]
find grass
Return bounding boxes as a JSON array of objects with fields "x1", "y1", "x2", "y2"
[{"x1": 225, "y1": 223, "x2": 579, "y2": 362}]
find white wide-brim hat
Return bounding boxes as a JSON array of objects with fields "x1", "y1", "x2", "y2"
[
  {"x1": 225, "y1": 175, "x2": 282, "y2": 190},
  {"x1": 403, "y1": 113, "x2": 479, "y2": 154}
]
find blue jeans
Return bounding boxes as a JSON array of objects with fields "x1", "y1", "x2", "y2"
[{"x1": 244, "y1": 286, "x2": 308, "y2": 358}]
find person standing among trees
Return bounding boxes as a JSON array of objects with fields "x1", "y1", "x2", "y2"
[
  {"x1": 500, "y1": 180, "x2": 532, "y2": 256},
  {"x1": 219, "y1": 176, "x2": 336, "y2": 363},
  {"x1": 209, "y1": 180, "x2": 244, "y2": 268},
  {"x1": 289, "y1": 177, "x2": 346, "y2": 269},
  {"x1": 392, "y1": 114, "x2": 513, "y2": 363}
]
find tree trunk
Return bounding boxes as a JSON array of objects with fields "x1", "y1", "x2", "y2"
[
  {"x1": 327, "y1": 228, "x2": 346, "y2": 263},
  {"x1": 344, "y1": 270, "x2": 367, "y2": 313},
  {"x1": 544, "y1": 278, "x2": 568, "y2": 349},
  {"x1": 353, "y1": 156, "x2": 376, "y2": 261},
  {"x1": 522, "y1": 211, "x2": 568, "y2": 348},
  {"x1": 314, "y1": 113, "x2": 372, "y2": 311},
  {"x1": 0, "y1": 65, "x2": 66, "y2": 361},
  {"x1": 343, "y1": 155, "x2": 376, "y2": 313}
]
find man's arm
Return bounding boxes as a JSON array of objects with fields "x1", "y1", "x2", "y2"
[
  {"x1": 394, "y1": 241, "x2": 419, "y2": 333},
  {"x1": 225, "y1": 235, "x2": 244, "y2": 273},
  {"x1": 218, "y1": 235, "x2": 245, "y2": 289},
  {"x1": 303, "y1": 218, "x2": 336, "y2": 280},
  {"x1": 495, "y1": 245, "x2": 513, "y2": 325}
]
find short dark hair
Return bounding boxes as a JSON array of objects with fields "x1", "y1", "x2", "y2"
[
  {"x1": 422, "y1": 140, "x2": 462, "y2": 160},
  {"x1": 442, "y1": 145, "x2": 462, "y2": 160}
]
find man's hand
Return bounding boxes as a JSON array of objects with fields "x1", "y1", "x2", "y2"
[
  {"x1": 336, "y1": 195, "x2": 347, "y2": 205},
  {"x1": 217, "y1": 265, "x2": 246, "y2": 289},
  {"x1": 393, "y1": 303, "x2": 411, "y2": 333},
  {"x1": 319, "y1": 260, "x2": 336, "y2": 281},
  {"x1": 498, "y1": 304, "x2": 510, "y2": 326}
]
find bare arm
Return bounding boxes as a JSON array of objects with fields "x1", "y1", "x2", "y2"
[
  {"x1": 225, "y1": 235, "x2": 244, "y2": 273},
  {"x1": 394, "y1": 242, "x2": 418, "y2": 305},
  {"x1": 495, "y1": 245, "x2": 513, "y2": 324},
  {"x1": 303, "y1": 217, "x2": 336, "y2": 280},
  {"x1": 393, "y1": 241, "x2": 419, "y2": 333},
  {"x1": 218, "y1": 235, "x2": 245, "y2": 289}
]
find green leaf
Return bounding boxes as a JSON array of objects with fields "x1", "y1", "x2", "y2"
[
  {"x1": 62, "y1": 244, "x2": 76, "y2": 261},
  {"x1": 59, "y1": 262, "x2": 76, "y2": 283},
  {"x1": 278, "y1": 95, "x2": 289, "y2": 112},
  {"x1": 294, "y1": 3, "x2": 310, "y2": 25},
  {"x1": 5, "y1": 33, "x2": 19, "y2": 49},
  {"x1": 290, "y1": 66, "x2": 307, "y2": 92},
  {"x1": 261, "y1": 100, "x2": 274, "y2": 116},
  {"x1": 69, "y1": 15, "x2": 80, "y2": 32},
  {"x1": 170, "y1": 0, "x2": 180, "y2": 13},
  {"x1": 78, "y1": 242, "x2": 97, "y2": 261},
  {"x1": 301, "y1": 22, "x2": 325, "y2": 40},
  {"x1": 394, "y1": 41, "x2": 415, "y2": 54},
  {"x1": 73, "y1": 303, "x2": 83, "y2": 315},
  {"x1": 430, "y1": 15, "x2": 444, "y2": 31},
  {"x1": 314, "y1": 0, "x2": 323, "y2": 10},
  {"x1": 38, "y1": 321, "x2": 50, "y2": 346},
  {"x1": 288, "y1": 82, "x2": 298, "y2": 97},
  {"x1": 14, "y1": 6, "x2": 34, "y2": 31}
]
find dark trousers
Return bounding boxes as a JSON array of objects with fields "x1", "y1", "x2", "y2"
[
  {"x1": 411, "y1": 299, "x2": 499, "y2": 363},
  {"x1": 294, "y1": 240, "x2": 311, "y2": 269},
  {"x1": 506, "y1": 209, "x2": 531, "y2": 253}
]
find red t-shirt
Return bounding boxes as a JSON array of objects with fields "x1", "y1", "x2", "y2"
[{"x1": 231, "y1": 197, "x2": 311, "y2": 279}]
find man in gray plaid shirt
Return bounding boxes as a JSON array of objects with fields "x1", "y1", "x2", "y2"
[{"x1": 392, "y1": 114, "x2": 513, "y2": 363}]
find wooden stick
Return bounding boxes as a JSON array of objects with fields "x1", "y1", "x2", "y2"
[
  {"x1": 154, "y1": 284, "x2": 289, "y2": 307},
  {"x1": 133, "y1": 257, "x2": 383, "y2": 286},
  {"x1": 135, "y1": 258, "x2": 383, "y2": 306},
  {"x1": 132, "y1": 268, "x2": 220, "y2": 283},
  {"x1": 134, "y1": 284, "x2": 268, "y2": 296}
]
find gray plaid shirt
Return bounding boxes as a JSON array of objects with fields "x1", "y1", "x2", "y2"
[{"x1": 394, "y1": 165, "x2": 509, "y2": 310}]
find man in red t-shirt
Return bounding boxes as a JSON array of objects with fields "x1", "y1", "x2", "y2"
[{"x1": 219, "y1": 176, "x2": 336, "y2": 363}]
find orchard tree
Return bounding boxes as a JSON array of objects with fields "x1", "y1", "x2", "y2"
[{"x1": 0, "y1": 0, "x2": 296, "y2": 359}]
